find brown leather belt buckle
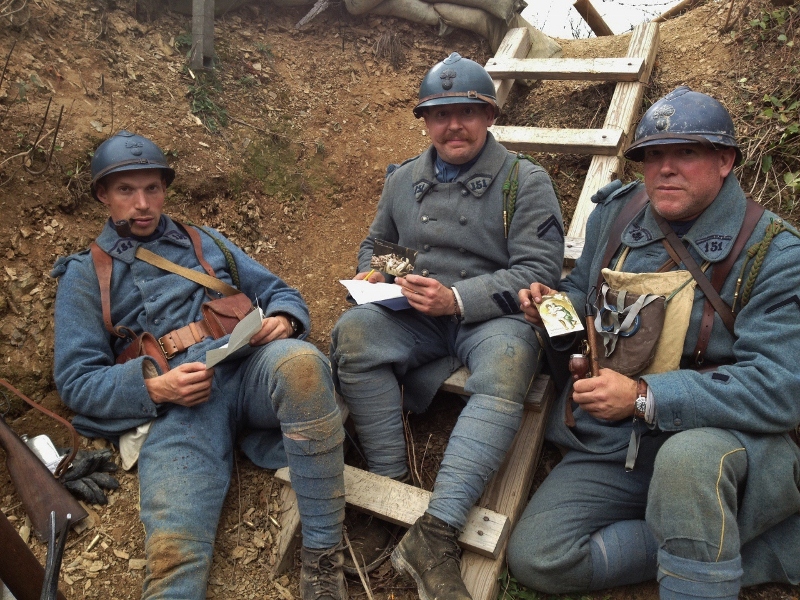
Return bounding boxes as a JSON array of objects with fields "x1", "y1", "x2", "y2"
[{"x1": 158, "y1": 335, "x2": 178, "y2": 360}]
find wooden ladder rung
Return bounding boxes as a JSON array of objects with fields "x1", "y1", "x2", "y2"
[
  {"x1": 485, "y1": 57, "x2": 646, "y2": 82},
  {"x1": 490, "y1": 125, "x2": 623, "y2": 156},
  {"x1": 274, "y1": 465, "x2": 510, "y2": 559}
]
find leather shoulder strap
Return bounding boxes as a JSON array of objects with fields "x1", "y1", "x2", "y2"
[
  {"x1": 176, "y1": 221, "x2": 216, "y2": 278},
  {"x1": 654, "y1": 213, "x2": 736, "y2": 334},
  {"x1": 135, "y1": 247, "x2": 240, "y2": 296},
  {"x1": 595, "y1": 187, "x2": 650, "y2": 292},
  {"x1": 691, "y1": 198, "x2": 765, "y2": 363},
  {"x1": 90, "y1": 242, "x2": 117, "y2": 336}
]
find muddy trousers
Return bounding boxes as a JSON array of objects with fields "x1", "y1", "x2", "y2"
[
  {"x1": 507, "y1": 428, "x2": 800, "y2": 595},
  {"x1": 331, "y1": 303, "x2": 539, "y2": 530},
  {"x1": 137, "y1": 340, "x2": 345, "y2": 600}
]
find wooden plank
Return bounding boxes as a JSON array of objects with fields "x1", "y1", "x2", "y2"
[
  {"x1": 461, "y1": 377, "x2": 555, "y2": 599},
  {"x1": 572, "y1": 0, "x2": 614, "y2": 36},
  {"x1": 568, "y1": 22, "x2": 660, "y2": 239},
  {"x1": 485, "y1": 57, "x2": 645, "y2": 82},
  {"x1": 564, "y1": 235, "x2": 585, "y2": 267},
  {"x1": 490, "y1": 28, "x2": 532, "y2": 110},
  {"x1": 274, "y1": 465, "x2": 510, "y2": 559},
  {"x1": 490, "y1": 125, "x2": 622, "y2": 155},
  {"x1": 440, "y1": 367, "x2": 547, "y2": 412}
]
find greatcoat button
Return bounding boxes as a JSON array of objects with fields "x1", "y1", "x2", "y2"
[
  {"x1": 460, "y1": 270, "x2": 467, "y2": 277},
  {"x1": 459, "y1": 216, "x2": 467, "y2": 225},
  {"x1": 423, "y1": 244, "x2": 431, "y2": 251},
  {"x1": 421, "y1": 269, "x2": 430, "y2": 277},
  {"x1": 461, "y1": 189, "x2": 469, "y2": 196},
  {"x1": 421, "y1": 215, "x2": 429, "y2": 223}
]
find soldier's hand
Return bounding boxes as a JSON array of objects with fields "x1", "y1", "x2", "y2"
[
  {"x1": 395, "y1": 274, "x2": 455, "y2": 317},
  {"x1": 518, "y1": 283, "x2": 554, "y2": 327},
  {"x1": 145, "y1": 362, "x2": 213, "y2": 406},
  {"x1": 250, "y1": 316, "x2": 291, "y2": 345},
  {"x1": 59, "y1": 448, "x2": 120, "y2": 505},
  {"x1": 571, "y1": 369, "x2": 637, "y2": 421},
  {"x1": 355, "y1": 270, "x2": 385, "y2": 283}
]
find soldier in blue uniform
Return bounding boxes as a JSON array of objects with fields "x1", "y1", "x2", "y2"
[
  {"x1": 509, "y1": 87, "x2": 800, "y2": 598},
  {"x1": 330, "y1": 53, "x2": 564, "y2": 599},
  {"x1": 52, "y1": 131, "x2": 347, "y2": 600}
]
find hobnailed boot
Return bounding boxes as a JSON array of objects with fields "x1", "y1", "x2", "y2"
[
  {"x1": 391, "y1": 512, "x2": 472, "y2": 600},
  {"x1": 300, "y1": 544, "x2": 348, "y2": 600}
]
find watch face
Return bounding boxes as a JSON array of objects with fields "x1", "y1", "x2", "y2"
[{"x1": 635, "y1": 397, "x2": 647, "y2": 417}]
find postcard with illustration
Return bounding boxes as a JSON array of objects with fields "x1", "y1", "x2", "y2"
[
  {"x1": 537, "y1": 293, "x2": 585, "y2": 337},
  {"x1": 370, "y1": 239, "x2": 417, "y2": 277}
]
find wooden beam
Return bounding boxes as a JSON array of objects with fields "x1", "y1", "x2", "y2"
[
  {"x1": 564, "y1": 235, "x2": 585, "y2": 267},
  {"x1": 568, "y1": 22, "x2": 660, "y2": 239},
  {"x1": 274, "y1": 465, "x2": 510, "y2": 559},
  {"x1": 485, "y1": 57, "x2": 645, "y2": 82},
  {"x1": 489, "y1": 28, "x2": 532, "y2": 110},
  {"x1": 461, "y1": 377, "x2": 555, "y2": 599},
  {"x1": 572, "y1": 0, "x2": 614, "y2": 36},
  {"x1": 490, "y1": 125, "x2": 623, "y2": 155}
]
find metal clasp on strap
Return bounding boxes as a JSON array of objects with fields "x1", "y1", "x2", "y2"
[{"x1": 159, "y1": 336, "x2": 178, "y2": 360}]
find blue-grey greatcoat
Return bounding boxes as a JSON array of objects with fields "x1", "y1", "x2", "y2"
[
  {"x1": 52, "y1": 216, "x2": 345, "y2": 599},
  {"x1": 508, "y1": 174, "x2": 800, "y2": 592},
  {"x1": 52, "y1": 216, "x2": 308, "y2": 452},
  {"x1": 332, "y1": 133, "x2": 564, "y2": 530}
]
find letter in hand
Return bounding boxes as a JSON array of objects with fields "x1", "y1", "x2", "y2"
[{"x1": 395, "y1": 274, "x2": 453, "y2": 316}]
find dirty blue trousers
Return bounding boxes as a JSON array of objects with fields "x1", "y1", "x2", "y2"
[
  {"x1": 331, "y1": 303, "x2": 540, "y2": 531},
  {"x1": 137, "y1": 340, "x2": 345, "y2": 600},
  {"x1": 508, "y1": 428, "x2": 800, "y2": 597}
]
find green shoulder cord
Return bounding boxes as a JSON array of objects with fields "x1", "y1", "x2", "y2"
[
  {"x1": 501, "y1": 153, "x2": 554, "y2": 238},
  {"x1": 733, "y1": 218, "x2": 800, "y2": 311},
  {"x1": 187, "y1": 222, "x2": 241, "y2": 289}
]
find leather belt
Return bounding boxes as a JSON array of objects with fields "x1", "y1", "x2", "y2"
[{"x1": 158, "y1": 319, "x2": 213, "y2": 359}]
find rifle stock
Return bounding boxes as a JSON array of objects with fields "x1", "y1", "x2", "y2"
[
  {"x1": 0, "y1": 510, "x2": 67, "y2": 600},
  {"x1": 0, "y1": 414, "x2": 87, "y2": 540}
]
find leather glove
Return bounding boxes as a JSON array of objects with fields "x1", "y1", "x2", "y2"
[{"x1": 58, "y1": 448, "x2": 120, "y2": 505}]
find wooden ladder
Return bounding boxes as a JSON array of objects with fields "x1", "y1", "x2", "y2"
[
  {"x1": 269, "y1": 22, "x2": 660, "y2": 600},
  {"x1": 487, "y1": 21, "x2": 660, "y2": 261}
]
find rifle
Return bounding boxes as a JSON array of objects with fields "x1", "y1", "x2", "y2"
[
  {"x1": 0, "y1": 509, "x2": 67, "y2": 600},
  {"x1": 0, "y1": 379, "x2": 88, "y2": 539}
]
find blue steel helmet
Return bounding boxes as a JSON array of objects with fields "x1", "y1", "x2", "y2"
[
  {"x1": 413, "y1": 52, "x2": 499, "y2": 119},
  {"x1": 90, "y1": 130, "x2": 175, "y2": 200},
  {"x1": 624, "y1": 86, "x2": 741, "y2": 164}
]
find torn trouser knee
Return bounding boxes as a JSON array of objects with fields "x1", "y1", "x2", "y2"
[
  {"x1": 282, "y1": 408, "x2": 346, "y2": 549},
  {"x1": 427, "y1": 394, "x2": 523, "y2": 530}
]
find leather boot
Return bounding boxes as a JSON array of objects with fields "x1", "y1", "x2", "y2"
[
  {"x1": 300, "y1": 544, "x2": 348, "y2": 600},
  {"x1": 391, "y1": 512, "x2": 472, "y2": 600}
]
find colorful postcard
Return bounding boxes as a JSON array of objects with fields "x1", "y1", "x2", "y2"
[{"x1": 537, "y1": 293, "x2": 585, "y2": 337}]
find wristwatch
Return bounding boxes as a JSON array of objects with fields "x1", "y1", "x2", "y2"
[
  {"x1": 634, "y1": 379, "x2": 648, "y2": 420},
  {"x1": 287, "y1": 316, "x2": 301, "y2": 338},
  {"x1": 277, "y1": 313, "x2": 301, "y2": 338}
]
